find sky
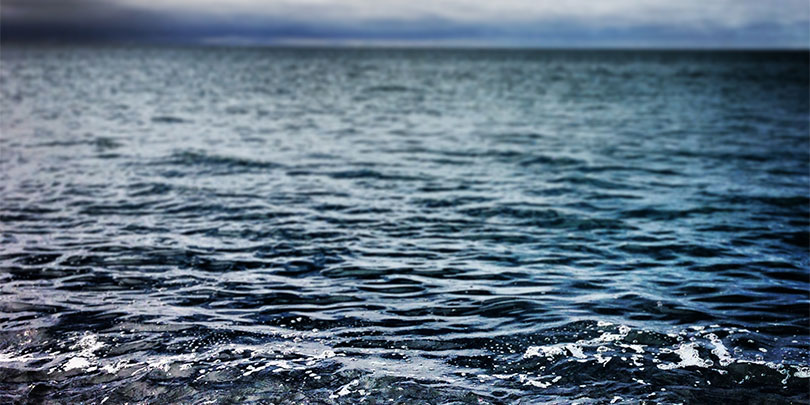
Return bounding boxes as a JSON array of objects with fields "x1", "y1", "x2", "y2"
[{"x1": 2, "y1": 0, "x2": 809, "y2": 48}]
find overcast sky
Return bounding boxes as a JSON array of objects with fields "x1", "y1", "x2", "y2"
[{"x1": 2, "y1": 0, "x2": 808, "y2": 48}]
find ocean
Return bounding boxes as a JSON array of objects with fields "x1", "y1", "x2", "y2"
[{"x1": 0, "y1": 46, "x2": 808, "y2": 403}]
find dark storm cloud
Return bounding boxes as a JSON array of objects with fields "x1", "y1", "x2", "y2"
[{"x1": 1, "y1": 0, "x2": 168, "y2": 41}]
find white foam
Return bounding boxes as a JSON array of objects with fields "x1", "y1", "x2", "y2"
[
  {"x1": 61, "y1": 333, "x2": 105, "y2": 372},
  {"x1": 523, "y1": 379, "x2": 551, "y2": 388},
  {"x1": 63, "y1": 357, "x2": 92, "y2": 371},
  {"x1": 706, "y1": 333, "x2": 733, "y2": 367},
  {"x1": 525, "y1": 345, "x2": 565, "y2": 359},
  {"x1": 0, "y1": 352, "x2": 44, "y2": 364},
  {"x1": 519, "y1": 374, "x2": 553, "y2": 388},
  {"x1": 330, "y1": 379, "x2": 360, "y2": 398},
  {"x1": 657, "y1": 343, "x2": 712, "y2": 370},
  {"x1": 794, "y1": 367, "x2": 810, "y2": 378},
  {"x1": 619, "y1": 344, "x2": 646, "y2": 354},
  {"x1": 566, "y1": 344, "x2": 587, "y2": 359}
]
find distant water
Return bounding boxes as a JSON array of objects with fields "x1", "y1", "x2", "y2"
[{"x1": 1, "y1": 46, "x2": 808, "y2": 404}]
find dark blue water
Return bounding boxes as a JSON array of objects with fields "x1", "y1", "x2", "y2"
[{"x1": 1, "y1": 47, "x2": 808, "y2": 404}]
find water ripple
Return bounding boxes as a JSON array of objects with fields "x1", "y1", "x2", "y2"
[{"x1": 1, "y1": 47, "x2": 808, "y2": 403}]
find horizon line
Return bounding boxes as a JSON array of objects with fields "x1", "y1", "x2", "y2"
[{"x1": 2, "y1": 39, "x2": 808, "y2": 52}]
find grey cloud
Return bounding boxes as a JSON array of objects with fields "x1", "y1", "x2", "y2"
[{"x1": 1, "y1": 0, "x2": 807, "y2": 47}]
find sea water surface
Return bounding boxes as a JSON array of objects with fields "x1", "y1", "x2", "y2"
[{"x1": 0, "y1": 47, "x2": 808, "y2": 404}]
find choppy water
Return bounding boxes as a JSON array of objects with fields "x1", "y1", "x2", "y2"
[{"x1": 1, "y1": 46, "x2": 809, "y2": 404}]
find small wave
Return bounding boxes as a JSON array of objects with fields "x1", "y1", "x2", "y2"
[
  {"x1": 151, "y1": 115, "x2": 189, "y2": 124},
  {"x1": 363, "y1": 85, "x2": 414, "y2": 93},
  {"x1": 161, "y1": 150, "x2": 285, "y2": 175}
]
